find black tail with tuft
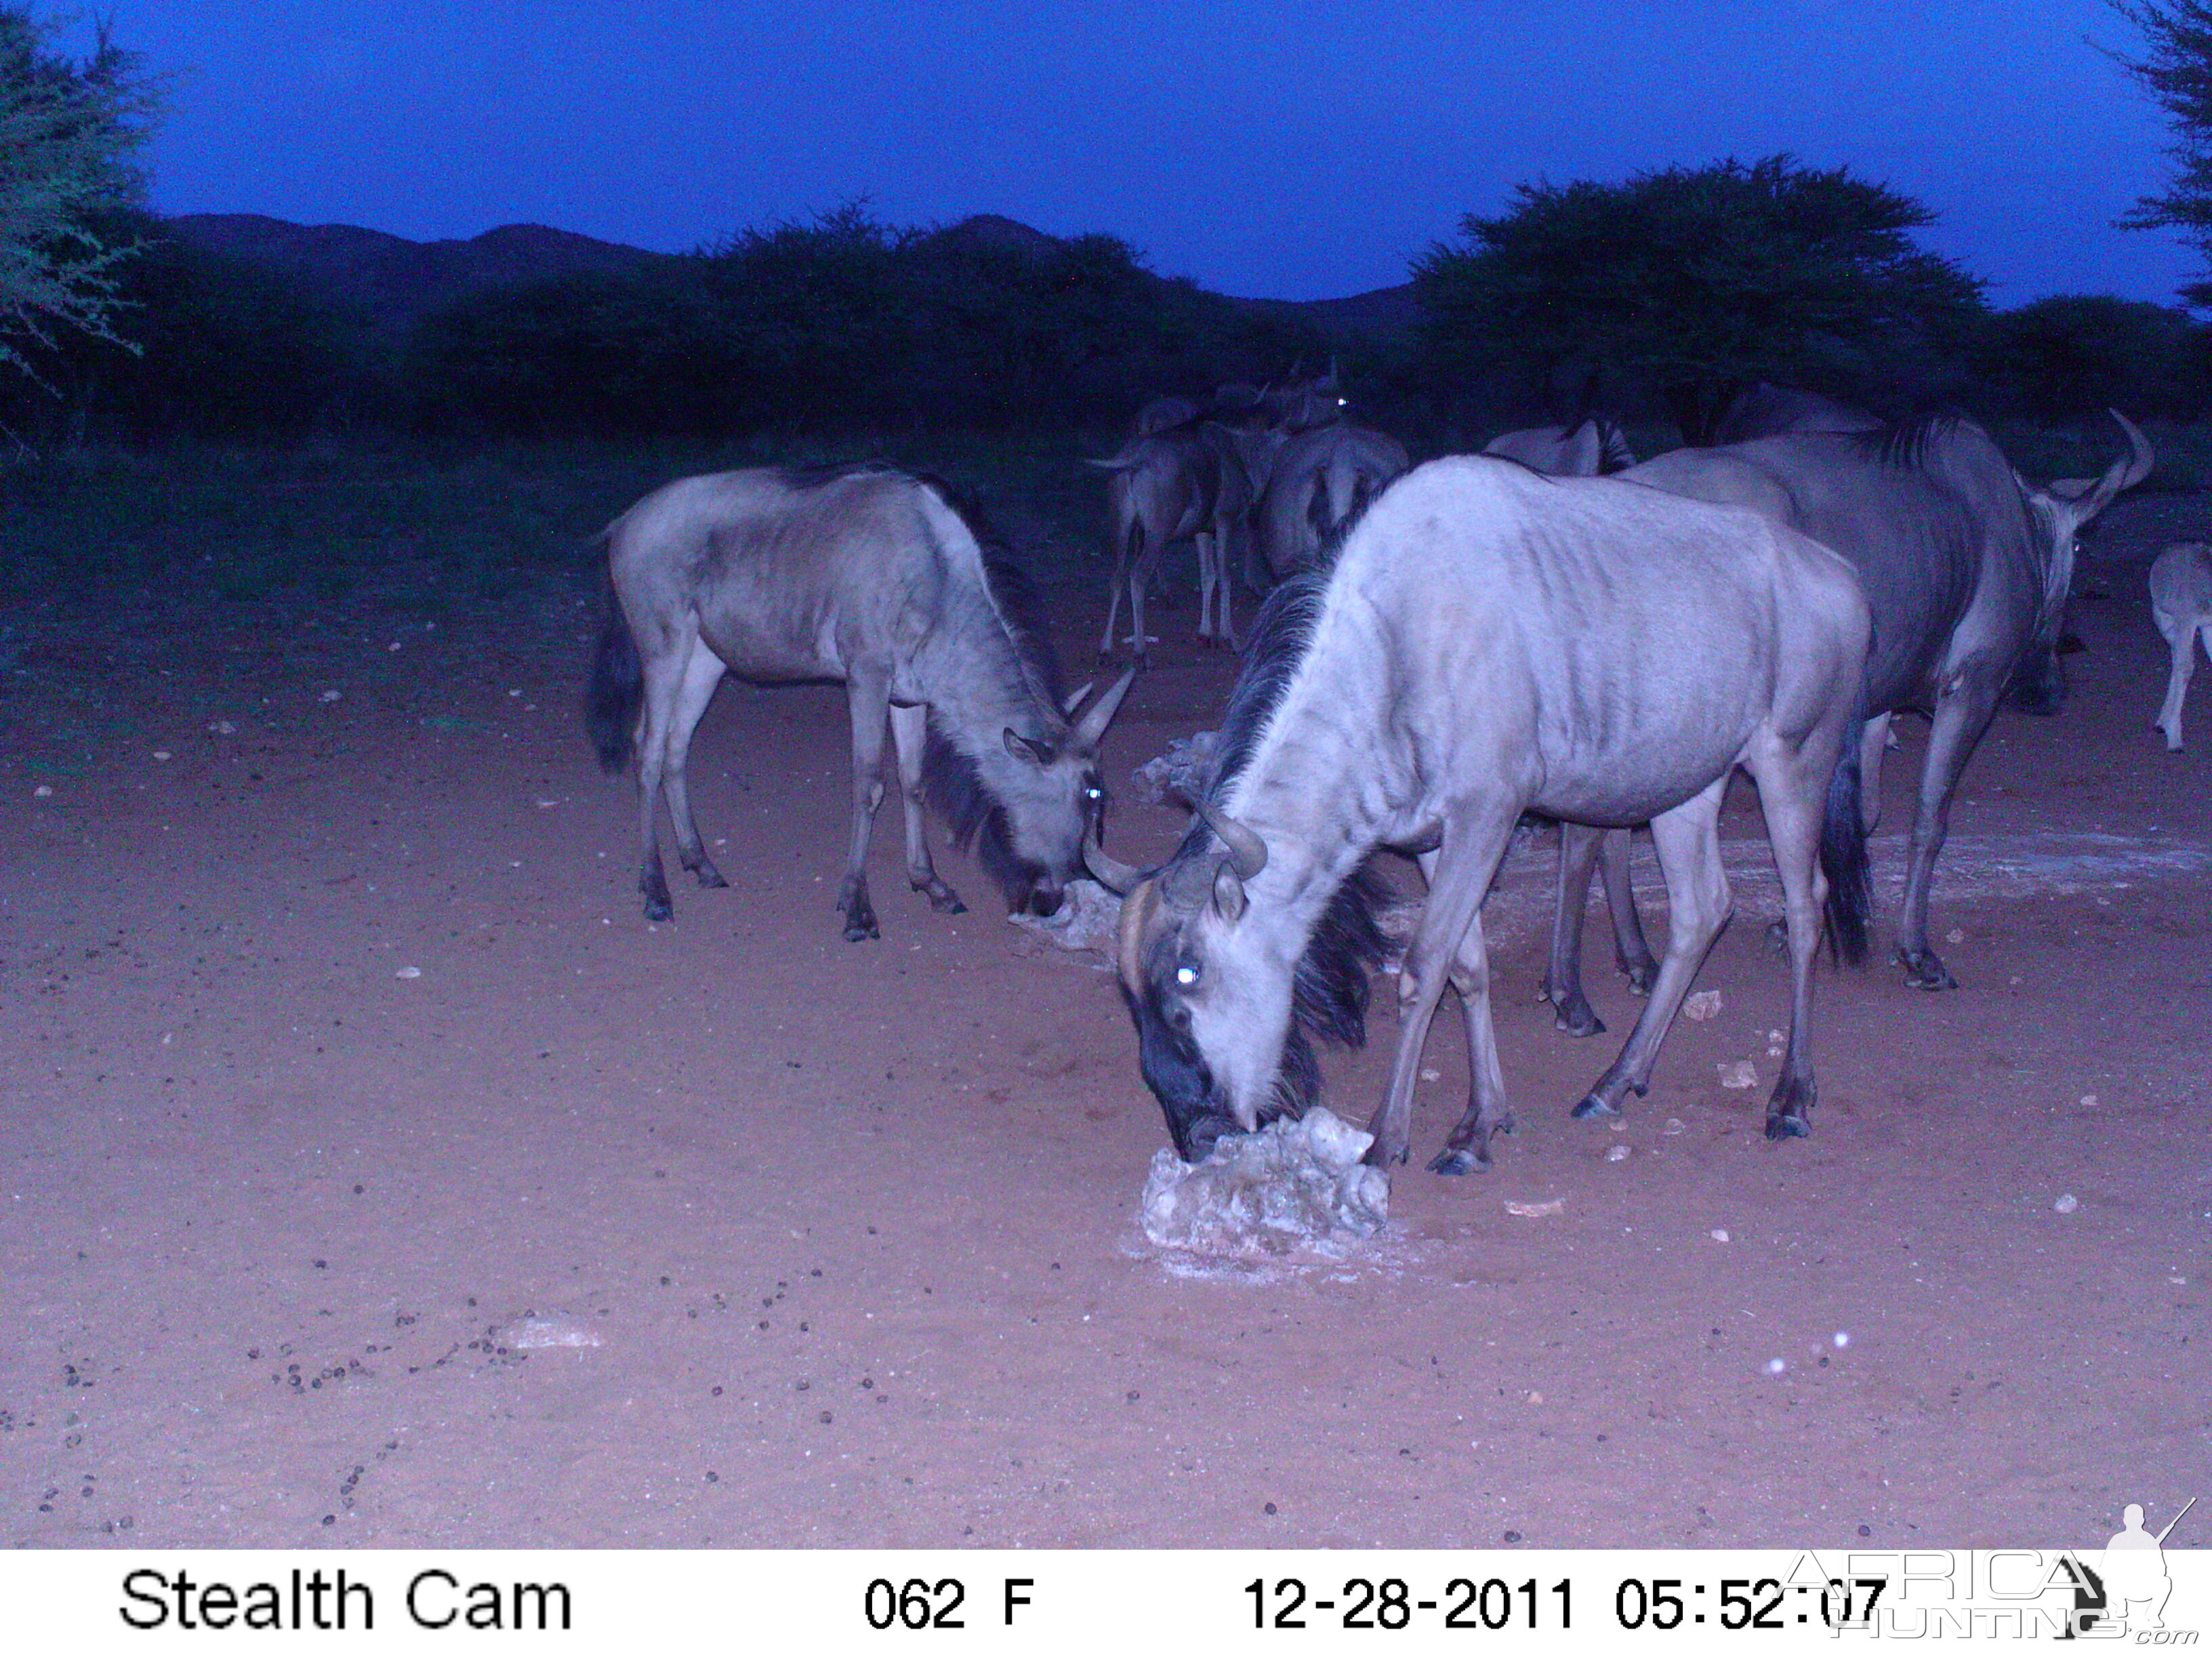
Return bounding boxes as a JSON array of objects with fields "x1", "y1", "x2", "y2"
[
  {"x1": 585, "y1": 568, "x2": 641, "y2": 773},
  {"x1": 1819, "y1": 718, "x2": 1872, "y2": 966}
]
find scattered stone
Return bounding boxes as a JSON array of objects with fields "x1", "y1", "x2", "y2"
[
  {"x1": 1505, "y1": 1198, "x2": 1564, "y2": 1218},
  {"x1": 319, "y1": 689, "x2": 342, "y2": 703},
  {"x1": 394, "y1": 966, "x2": 422, "y2": 980},
  {"x1": 1709, "y1": 1229, "x2": 1731, "y2": 1244},
  {"x1": 2053, "y1": 1193, "x2": 2079, "y2": 1214},
  {"x1": 1717, "y1": 1061, "x2": 1758, "y2": 1090},
  {"x1": 152, "y1": 750, "x2": 171, "y2": 762},
  {"x1": 1662, "y1": 1118, "x2": 1685, "y2": 1135},
  {"x1": 1010, "y1": 878, "x2": 1122, "y2": 955},
  {"x1": 1765, "y1": 1358, "x2": 1788, "y2": 1375},
  {"x1": 498, "y1": 1317, "x2": 603, "y2": 1350},
  {"x1": 1133, "y1": 731, "x2": 1219, "y2": 806},
  {"x1": 1141, "y1": 1107, "x2": 1389, "y2": 1255},
  {"x1": 1946, "y1": 928, "x2": 1965, "y2": 944},
  {"x1": 33, "y1": 785, "x2": 52, "y2": 798},
  {"x1": 1604, "y1": 1145, "x2": 1629, "y2": 1164},
  {"x1": 1683, "y1": 989, "x2": 1723, "y2": 1021},
  {"x1": 2080, "y1": 1094, "x2": 2099, "y2": 1107},
  {"x1": 1832, "y1": 1332, "x2": 1851, "y2": 1349},
  {"x1": 207, "y1": 720, "x2": 237, "y2": 735}
]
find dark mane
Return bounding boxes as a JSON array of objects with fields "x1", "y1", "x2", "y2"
[
  {"x1": 912, "y1": 474, "x2": 1069, "y2": 907},
  {"x1": 1172, "y1": 567, "x2": 1391, "y2": 1109},
  {"x1": 1859, "y1": 410, "x2": 1971, "y2": 472},
  {"x1": 1205, "y1": 570, "x2": 1330, "y2": 794}
]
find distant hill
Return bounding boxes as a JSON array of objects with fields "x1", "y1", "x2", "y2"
[
  {"x1": 161, "y1": 214, "x2": 674, "y2": 331},
  {"x1": 158, "y1": 211, "x2": 1419, "y2": 343}
]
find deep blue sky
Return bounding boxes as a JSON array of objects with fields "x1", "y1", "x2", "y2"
[{"x1": 106, "y1": 1, "x2": 2200, "y2": 306}]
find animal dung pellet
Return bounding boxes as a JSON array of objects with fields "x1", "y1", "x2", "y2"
[
  {"x1": 1717, "y1": 1060, "x2": 1759, "y2": 1090},
  {"x1": 394, "y1": 966, "x2": 422, "y2": 979},
  {"x1": 2053, "y1": 1193, "x2": 2080, "y2": 1214},
  {"x1": 1683, "y1": 989, "x2": 1722, "y2": 1021},
  {"x1": 1605, "y1": 1145, "x2": 1630, "y2": 1163},
  {"x1": 1504, "y1": 1198, "x2": 1564, "y2": 1218},
  {"x1": 1140, "y1": 1107, "x2": 1389, "y2": 1255}
]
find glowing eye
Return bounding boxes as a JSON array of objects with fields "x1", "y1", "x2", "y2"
[
  {"x1": 1174, "y1": 964, "x2": 1200, "y2": 988},
  {"x1": 1085, "y1": 786, "x2": 1103, "y2": 802}
]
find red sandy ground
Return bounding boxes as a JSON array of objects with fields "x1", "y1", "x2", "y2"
[{"x1": 1, "y1": 493, "x2": 2206, "y2": 1551}]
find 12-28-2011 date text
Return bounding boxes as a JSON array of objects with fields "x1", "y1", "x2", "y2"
[{"x1": 1247, "y1": 1575, "x2": 1571, "y2": 1631}]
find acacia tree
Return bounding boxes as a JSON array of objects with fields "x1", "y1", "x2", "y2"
[
  {"x1": 1413, "y1": 156, "x2": 1986, "y2": 441},
  {"x1": 0, "y1": 7, "x2": 161, "y2": 379},
  {"x1": 2111, "y1": 2, "x2": 2212, "y2": 304}
]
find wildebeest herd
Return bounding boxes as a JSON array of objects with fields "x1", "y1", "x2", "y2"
[{"x1": 586, "y1": 373, "x2": 2172, "y2": 1185}]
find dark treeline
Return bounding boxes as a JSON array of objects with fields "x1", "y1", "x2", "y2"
[{"x1": 7, "y1": 193, "x2": 2212, "y2": 453}]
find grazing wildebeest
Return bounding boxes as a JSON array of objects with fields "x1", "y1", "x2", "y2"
[
  {"x1": 1088, "y1": 457, "x2": 1872, "y2": 1170},
  {"x1": 2151, "y1": 541, "x2": 2212, "y2": 751},
  {"x1": 1482, "y1": 416, "x2": 1636, "y2": 476},
  {"x1": 587, "y1": 464, "x2": 1133, "y2": 941},
  {"x1": 1543, "y1": 410, "x2": 2154, "y2": 1025},
  {"x1": 1253, "y1": 422, "x2": 1411, "y2": 582}
]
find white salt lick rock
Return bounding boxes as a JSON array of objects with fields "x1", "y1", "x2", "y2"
[{"x1": 1141, "y1": 1107, "x2": 1389, "y2": 1256}]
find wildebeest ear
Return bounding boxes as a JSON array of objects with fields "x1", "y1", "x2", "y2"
[
  {"x1": 1211, "y1": 858, "x2": 1247, "y2": 924},
  {"x1": 1003, "y1": 728, "x2": 1057, "y2": 766}
]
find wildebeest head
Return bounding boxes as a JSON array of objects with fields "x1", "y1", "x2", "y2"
[
  {"x1": 976, "y1": 669, "x2": 1136, "y2": 916},
  {"x1": 1101, "y1": 802, "x2": 1305, "y2": 1161},
  {"x1": 2013, "y1": 410, "x2": 2155, "y2": 714}
]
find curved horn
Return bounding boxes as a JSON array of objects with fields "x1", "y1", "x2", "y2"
[
  {"x1": 1191, "y1": 796, "x2": 1268, "y2": 880},
  {"x1": 1071, "y1": 665, "x2": 1136, "y2": 749},
  {"x1": 1082, "y1": 832, "x2": 1142, "y2": 896},
  {"x1": 2060, "y1": 409, "x2": 2156, "y2": 525},
  {"x1": 2108, "y1": 408, "x2": 2156, "y2": 493}
]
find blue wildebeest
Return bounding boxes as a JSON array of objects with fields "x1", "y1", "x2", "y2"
[
  {"x1": 1253, "y1": 422, "x2": 1412, "y2": 583},
  {"x1": 1088, "y1": 425, "x2": 1247, "y2": 659},
  {"x1": 2152, "y1": 541, "x2": 2212, "y2": 751},
  {"x1": 1482, "y1": 416, "x2": 1636, "y2": 476},
  {"x1": 1088, "y1": 457, "x2": 1873, "y2": 1170},
  {"x1": 1542, "y1": 410, "x2": 2154, "y2": 1027},
  {"x1": 587, "y1": 464, "x2": 1133, "y2": 941}
]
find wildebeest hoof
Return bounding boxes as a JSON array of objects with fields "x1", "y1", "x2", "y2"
[
  {"x1": 692, "y1": 867, "x2": 729, "y2": 889},
  {"x1": 1896, "y1": 946, "x2": 1957, "y2": 990},
  {"x1": 913, "y1": 878, "x2": 967, "y2": 914},
  {"x1": 1551, "y1": 998, "x2": 1605, "y2": 1037},
  {"x1": 1427, "y1": 1145, "x2": 1490, "y2": 1176},
  {"x1": 1621, "y1": 962, "x2": 1658, "y2": 996},
  {"x1": 1763, "y1": 918, "x2": 1789, "y2": 955},
  {"x1": 1362, "y1": 1139, "x2": 1411, "y2": 1168},
  {"x1": 1764, "y1": 1113, "x2": 1811, "y2": 1141},
  {"x1": 642, "y1": 897, "x2": 674, "y2": 922},
  {"x1": 842, "y1": 899, "x2": 880, "y2": 941},
  {"x1": 1571, "y1": 1093, "x2": 1618, "y2": 1120}
]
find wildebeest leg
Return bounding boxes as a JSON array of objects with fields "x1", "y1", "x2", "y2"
[
  {"x1": 1194, "y1": 529, "x2": 1218, "y2": 645},
  {"x1": 632, "y1": 628, "x2": 701, "y2": 921},
  {"x1": 838, "y1": 672, "x2": 893, "y2": 941},
  {"x1": 1573, "y1": 777, "x2": 1732, "y2": 1120},
  {"x1": 889, "y1": 702, "x2": 965, "y2": 914},
  {"x1": 1367, "y1": 806, "x2": 1519, "y2": 1169},
  {"x1": 1744, "y1": 743, "x2": 1832, "y2": 1140},
  {"x1": 661, "y1": 647, "x2": 729, "y2": 890},
  {"x1": 1431, "y1": 903, "x2": 1515, "y2": 1176},
  {"x1": 1858, "y1": 714, "x2": 1892, "y2": 832},
  {"x1": 2152, "y1": 607, "x2": 2193, "y2": 750},
  {"x1": 1599, "y1": 826, "x2": 1658, "y2": 994},
  {"x1": 1541, "y1": 822, "x2": 1606, "y2": 1036},
  {"x1": 1895, "y1": 677, "x2": 2001, "y2": 989}
]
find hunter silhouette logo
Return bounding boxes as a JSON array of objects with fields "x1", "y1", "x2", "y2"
[{"x1": 2095, "y1": 1497, "x2": 2196, "y2": 1635}]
